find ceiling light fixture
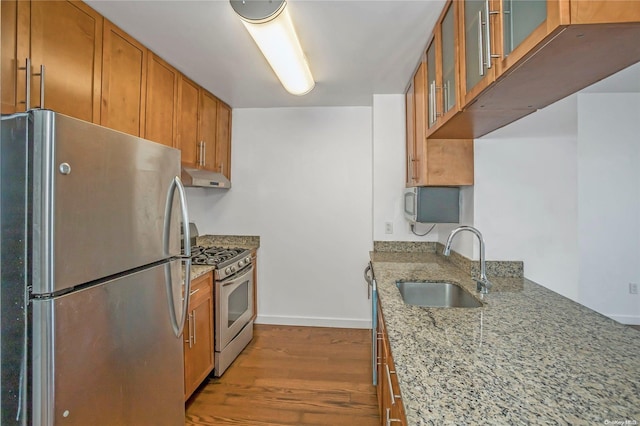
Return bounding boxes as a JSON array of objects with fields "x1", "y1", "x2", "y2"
[{"x1": 230, "y1": 0, "x2": 315, "y2": 96}]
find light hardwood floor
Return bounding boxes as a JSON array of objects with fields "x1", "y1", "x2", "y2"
[{"x1": 185, "y1": 325, "x2": 380, "y2": 425}]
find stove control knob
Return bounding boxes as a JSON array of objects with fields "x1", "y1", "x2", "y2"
[
  {"x1": 246, "y1": 256, "x2": 252, "y2": 263},
  {"x1": 238, "y1": 260, "x2": 245, "y2": 267},
  {"x1": 225, "y1": 267, "x2": 231, "y2": 274},
  {"x1": 230, "y1": 266, "x2": 236, "y2": 273}
]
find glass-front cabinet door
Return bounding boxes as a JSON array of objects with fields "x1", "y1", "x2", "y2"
[
  {"x1": 426, "y1": 40, "x2": 437, "y2": 129},
  {"x1": 426, "y1": 0, "x2": 461, "y2": 135},
  {"x1": 405, "y1": 80, "x2": 415, "y2": 186},
  {"x1": 440, "y1": 2, "x2": 457, "y2": 117},
  {"x1": 461, "y1": 0, "x2": 567, "y2": 107},
  {"x1": 461, "y1": 0, "x2": 498, "y2": 104},
  {"x1": 498, "y1": 0, "x2": 567, "y2": 73},
  {"x1": 502, "y1": 0, "x2": 546, "y2": 57}
]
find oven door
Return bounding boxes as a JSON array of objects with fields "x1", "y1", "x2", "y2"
[{"x1": 215, "y1": 265, "x2": 254, "y2": 351}]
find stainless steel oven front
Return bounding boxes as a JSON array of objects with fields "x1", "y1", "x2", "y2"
[{"x1": 214, "y1": 264, "x2": 254, "y2": 375}]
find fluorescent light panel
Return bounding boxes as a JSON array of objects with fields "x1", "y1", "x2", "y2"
[{"x1": 239, "y1": 4, "x2": 314, "y2": 96}]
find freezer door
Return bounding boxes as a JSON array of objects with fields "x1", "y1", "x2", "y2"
[
  {"x1": 31, "y1": 260, "x2": 185, "y2": 425},
  {"x1": 30, "y1": 110, "x2": 184, "y2": 294}
]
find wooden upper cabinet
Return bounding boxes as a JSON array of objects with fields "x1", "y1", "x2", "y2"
[
  {"x1": 144, "y1": 53, "x2": 178, "y2": 147},
  {"x1": 424, "y1": 0, "x2": 640, "y2": 139},
  {"x1": 177, "y1": 82, "x2": 233, "y2": 180},
  {"x1": 412, "y1": 60, "x2": 427, "y2": 186},
  {"x1": 570, "y1": 1, "x2": 640, "y2": 24},
  {"x1": 494, "y1": 0, "x2": 568, "y2": 86},
  {"x1": 426, "y1": 1, "x2": 460, "y2": 134},
  {"x1": 198, "y1": 91, "x2": 218, "y2": 172},
  {"x1": 15, "y1": 0, "x2": 103, "y2": 122},
  {"x1": 1, "y1": 0, "x2": 18, "y2": 114},
  {"x1": 3, "y1": 0, "x2": 234, "y2": 181},
  {"x1": 405, "y1": 80, "x2": 416, "y2": 186},
  {"x1": 459, "y1": 0, "x2": 500, "y2": 105},
  {"x1": 216, "y1": 102, "x2": 232, "y2": 180},
  {"x1": 177, "y1": 75, "x2": 200, "y2": 167},
  {"x1": 101, "y1": 21, "x2": 147, "y2": 137},
  {"x1": 406, "y1": 53, "x2": 473, "y2": 186}
]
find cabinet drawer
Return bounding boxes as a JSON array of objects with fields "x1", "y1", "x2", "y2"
[{"x1": 188, "y1": 273, "x2": 212, "y2": 308}]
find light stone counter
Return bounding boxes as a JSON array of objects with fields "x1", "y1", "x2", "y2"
[
  {"x1": 371, "y1": 250, "x2": 640, "y2": 425},
  {"x1": 196, "y1": 235, "x2": 260, "y2": 251}
]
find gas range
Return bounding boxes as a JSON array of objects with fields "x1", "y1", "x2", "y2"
[{"x1": 190, "y1": 246, "x2": 252, "y2": 281}]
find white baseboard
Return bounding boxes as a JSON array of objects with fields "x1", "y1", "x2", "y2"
[
  {"x1": 606, "y1": 314, "x2": 640, "y2": 325},
  {"x1": 255, "y1": 314, "x2": 371, "y2": 329}
]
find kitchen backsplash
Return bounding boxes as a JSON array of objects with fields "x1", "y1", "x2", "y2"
[{"x1": 373, "y1": 241, "x2": 523, "y2": 278}]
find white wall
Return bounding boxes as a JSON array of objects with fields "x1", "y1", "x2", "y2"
[
  {"x1": 468, "y1": 96, "x2": 579, "y2": 298},
  {"x1": 372, "y1": 94, "x2": 471, "y2": 244},
  {"x1": 466, "y1": 90, "x2": 640, "y2": 324},
  {"x1": 186, "y1": 107, "x2": 373, "y2": 328},
  {"x1": 372, "y1": 95, "x2": 437, "y2": 242},
  {"x1": 577, "y1": 93, "x2": 640, "y2": 324}
]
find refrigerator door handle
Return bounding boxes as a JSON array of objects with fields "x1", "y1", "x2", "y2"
[{"x1": 164, "y1": 176, "x2": 192, "y2": 337}]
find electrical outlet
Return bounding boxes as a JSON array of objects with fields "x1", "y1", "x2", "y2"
[
  {"x1": 630, "y1": 283, "x2": 638, "y2": 295},
  {"x1": 385, "y1": 222, "x2": 393, "y2": 234}
]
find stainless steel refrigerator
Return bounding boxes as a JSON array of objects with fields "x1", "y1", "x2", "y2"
[{"x1": 1, "y1": 110, "x2": 192, "y2": 425}]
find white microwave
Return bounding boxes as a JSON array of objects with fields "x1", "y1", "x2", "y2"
[{"x1": 403, "y1": 187, "x2": 460, "y2": 224}]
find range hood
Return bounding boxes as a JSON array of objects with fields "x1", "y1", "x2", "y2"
[{"x1": 181, "y1": 167, "x2": 231, "y2": 189}]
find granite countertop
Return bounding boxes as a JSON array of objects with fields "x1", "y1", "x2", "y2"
[
  {"x1": 196, "y1": 235, "x2": 260, "y2": 251},
  {"x1": 371, "y1": 250, "x2": 640, "y2": 425},
  {"x1": 187, "y1": 235, "x2": 260, "y2": 281}
]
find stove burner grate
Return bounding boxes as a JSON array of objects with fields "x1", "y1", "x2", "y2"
[{"x1": 190, "y1": 246, "x2": 245, "y2": 266}]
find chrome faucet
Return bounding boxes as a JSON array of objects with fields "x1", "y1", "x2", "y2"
[{"x1": 443, "y1": 226, "x2": 493, "y2": 294}]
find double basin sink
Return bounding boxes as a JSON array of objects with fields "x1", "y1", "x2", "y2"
[{"x1": 396, "y1": 281, "x2": 482, "y2": 308}]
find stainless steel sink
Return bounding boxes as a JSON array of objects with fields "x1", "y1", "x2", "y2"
[{"x1": 395, "y1": 281, "x2": 483, "y2": 308}]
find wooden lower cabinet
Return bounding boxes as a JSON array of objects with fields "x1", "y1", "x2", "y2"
[
  {"x1": 184, "y1": 272, "x2": 214, "y2": 400},
  {"x1": 376, "y1": 300, "x2": 407, "y2": 426}
]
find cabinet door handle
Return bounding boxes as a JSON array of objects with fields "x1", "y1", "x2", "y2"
[
  {"x1": 442, "y1": 81, "x2": 448, "y2": 114},
  {"x1": 430, "y1": 81, "x2": 442, "y2": 123},
  {"x1": 385, "y1": 364, "x2": 395, "y2": 406},
  {"x1": 18, "y1": 58, "x2": 31, "y2": 110},
  {"x1": 185, "y1": 313, "x2": 193, "y2": 348},
  {"x1": 33, "y1": 65, "x2": 45, "y2": 108},
  {"x1": 197, "y1": 141, "x2": 205, "y2": 167},
  {"x1": 192, "y1": 310, "x2": 197, "y2": 345},
  {"x1": 429, "y1": 81, "x2": 436, "y2": 125},
  {"x1": 189, "y1": 288, "x2": 200, "y2": 297},
  {"x1": 486, "y1": 1, "x2": 501, "y2": 63},
  {"x1": 429, "y1": 81, "x2": 435, "y2": 124},
  {"x1": 202, "y1": 141, "x2": 207, "y2": 167},
  {"x1": 386, "y1": 408, "x2": 402, "y2": 426},
  {"x1": 478, "y1": 11, "x2": 485, "y2": 76},
  {"x1": 484, "y1": 0, "x2": 492, "y2": 70}
]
